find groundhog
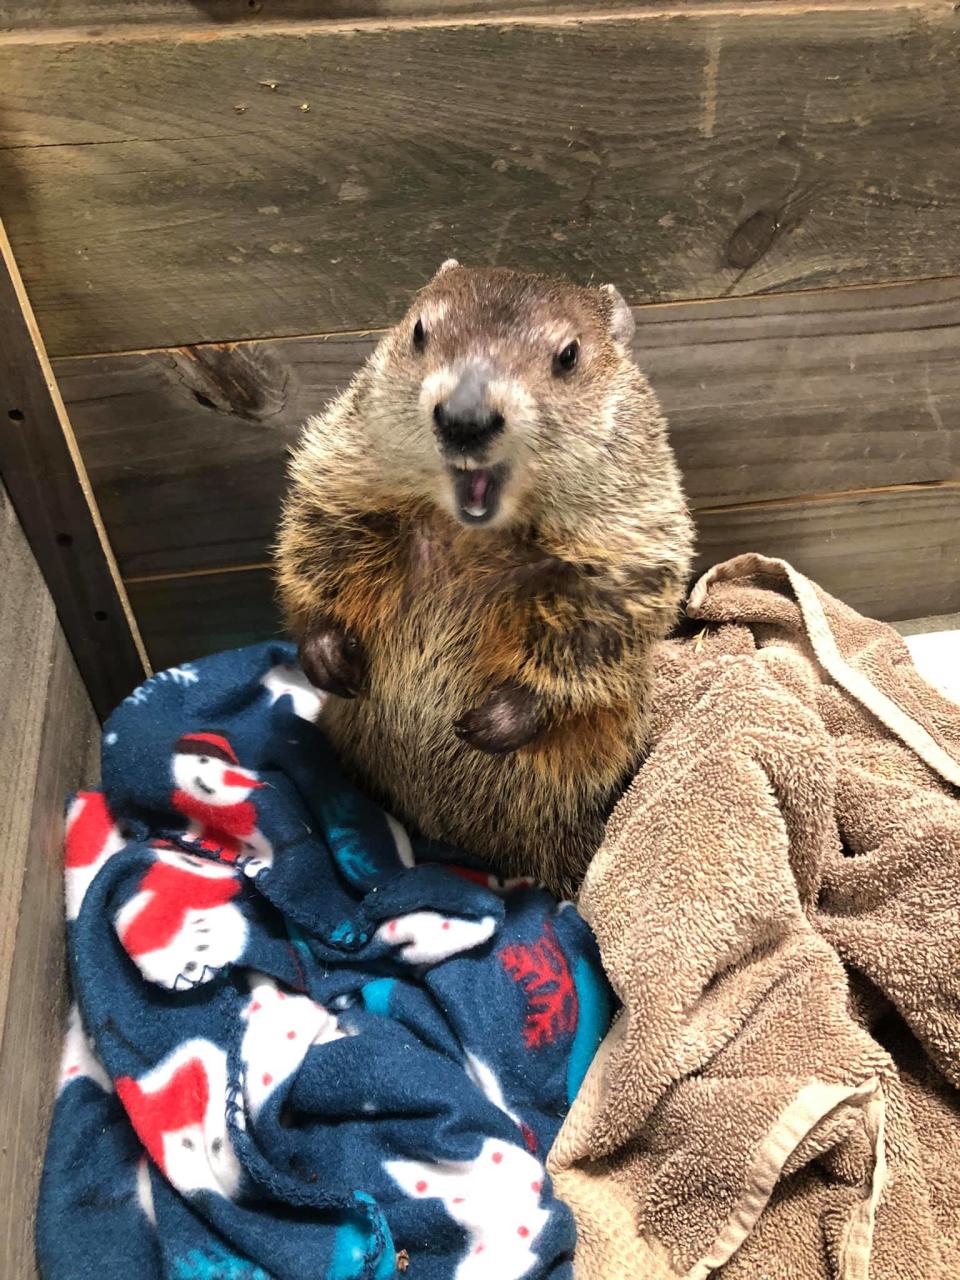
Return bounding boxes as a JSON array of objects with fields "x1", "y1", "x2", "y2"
[{"x1": 275, "y1": 262, "x2": 693, "y2": 895}]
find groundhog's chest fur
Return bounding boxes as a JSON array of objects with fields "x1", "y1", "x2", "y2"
[{"x1": 318, "y1": 511, "x2": 649, "y2": 890}]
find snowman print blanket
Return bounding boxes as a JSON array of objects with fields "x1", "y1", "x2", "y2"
[{"x1": 36, "y1": 642, "x2": 612, "y2": 1280}]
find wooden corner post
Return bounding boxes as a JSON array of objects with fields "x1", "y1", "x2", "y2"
[{"x1": 0, "y1": 217, "x2": 150, "y2": 719}]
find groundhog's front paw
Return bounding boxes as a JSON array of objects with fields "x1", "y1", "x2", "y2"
[
  {"x1": 298, "y1": 619, "x2": 368, "y2": 699},
  {"x1": 453, "y1": 681, "x2": 545, "y2": 754}
]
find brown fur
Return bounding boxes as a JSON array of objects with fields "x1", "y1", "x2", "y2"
[{"x1": 275, "y1": 264, "x2": 693, "y2": 895}]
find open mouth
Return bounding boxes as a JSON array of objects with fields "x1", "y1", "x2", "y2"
[{"x1": 448, "y1": 462, "x2": 509, "y2": 525}]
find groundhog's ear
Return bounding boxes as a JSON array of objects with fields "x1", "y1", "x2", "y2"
[
  {"x1": 599, "y1": 283, "x2": 635, "y2": 346},
  {"x1": 433, "y1": 258, "x2": 460, "y2": 278}
]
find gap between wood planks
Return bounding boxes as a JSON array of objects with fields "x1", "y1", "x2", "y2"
[
  {"x1": 46, "y1": 271, "x2": 960, "y2": 365},
  {"x1": 120, "y1": 478, "x2": 960, "y2": 587},
  {"x1": 0, "y1": 0, "x2": 953, "y2": 48},
  {"x1": 695, "y1": 478, "x2": 960, "y2": 516}
]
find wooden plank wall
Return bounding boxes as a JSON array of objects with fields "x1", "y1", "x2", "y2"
[
  {"x1": 3, "y1": 1, "x2": 732, "y2": 28},
  {"x1": 1, "y1": 2, "x2": 958, "y2": 669},
  {"x1": 0, "y1": 217, "x2": 149, "y2": 717},
  {"x1": 0, "y1": 479, "x2": 99, "y2": 1279}
]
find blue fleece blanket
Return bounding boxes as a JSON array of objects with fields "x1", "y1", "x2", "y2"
[{"x1": 37, "y1": 643, "x2": 612, "y2": 1280}]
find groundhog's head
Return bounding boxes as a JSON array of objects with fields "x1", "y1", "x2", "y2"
[{"x1": 363, "y1": 262, "x2": 642, "y2": 529}]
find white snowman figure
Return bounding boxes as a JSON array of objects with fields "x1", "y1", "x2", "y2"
[
  {"x1": 170, "y1": 731, "x2": 273, "y2": 873},
  {"x1": 115, "y1": 846, "x2": 249, "y2": 990},
  {"x1": 386, "y1": 1137, "x2": 550, "y2": 1280},
  {"x1": 116, "y1": 1039, "x2": 242, "y2": 1198}
]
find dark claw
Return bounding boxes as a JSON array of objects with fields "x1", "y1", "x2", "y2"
[
  {"x1": 298, "y1": 619, "x2": 368, "y2": 698},
  {"x1": 453, "y1": 680, "x2": 545, "y2": 754}
]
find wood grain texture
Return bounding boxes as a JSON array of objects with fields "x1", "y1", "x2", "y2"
[
  {"x1": 126, "y1": 484, "x2": 960, "y2": 669},
  {"x1": 0, "y1": 481, "x2": 58, "y2": 1035},
  {"x1": 0, "y1": 217, "x2": 149, "y2": 717},
  {"x1": 895, "y1": 611, "x2": 960, "y2": 637},
  {"x1": 53, "y1": 277, "x2": 960, "y2": 579},
  {"x1": 2, "y1": 5, "x2": 959, "y2": 355},
  {"x1": 60, "y1": 332, "x2": 371, "y2": 579},
  {"x1": 0, "y1": 481, "x2": 98, "y2": 1280},
  {"x1": 126, "y1": 567, "x2": 282, "y2": 670},
  {"x1": 694, "y1": 483, "x2": 960, "y2": 620},
  {"x1": 0, "y1": 0, "x2": 760, "y2": 32}
]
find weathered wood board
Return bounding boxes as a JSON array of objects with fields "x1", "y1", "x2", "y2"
[
  {"x1": 126, "y1": 482, "x2": 960, "y2": 670},
  {"x1": 0, "y1": 483, "x2": 61, "y2": 1036},
  {"x1": 1, "y1": 3, "x2": 959, "y2": 355},
  {"x1": 54, "y1": 277, "x2": 960, "y2": 579},
  {"x1": 0, "y1": 480, "x2": 98, "y2": 1280},
  {"x1": 0, "y1": 0, "x2": 769, "y2": 32},
  {"x1": 0, "y1": 217, "x2": 149, "y2": 717},
  {"x1": 126, "y1": 567, "x2": 282, "y2": 669},
  {"x1": 695, "y1": 484, "x2": 960, "y2": 621}
]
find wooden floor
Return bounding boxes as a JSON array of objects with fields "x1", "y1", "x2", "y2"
[{"x1": 0, "y1": 480, "x2": 98, "y2": 1279}]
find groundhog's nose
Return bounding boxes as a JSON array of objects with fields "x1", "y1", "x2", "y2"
[{"x1": 433, "y1": 361, "x2": 505, "y2": 455}]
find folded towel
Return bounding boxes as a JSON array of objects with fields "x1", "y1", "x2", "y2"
[
  {"x1": 37, "y1": 641, "x2": 612, "y2": 1280},
  {"x1": 548, "y1": 554, "x2": 960, "y2": 1279}
]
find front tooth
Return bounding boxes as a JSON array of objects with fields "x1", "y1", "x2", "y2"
[{"x1": 464, "y1": 503, "x2": 487, "y2": 517}]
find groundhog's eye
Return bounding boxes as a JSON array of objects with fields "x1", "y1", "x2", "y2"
[
  {"x1": 553, "y1": 339, "x2": 579, "y2": 376},
  {"x1": 412, "y1": 318, "x2": 427, "y2": 352}
]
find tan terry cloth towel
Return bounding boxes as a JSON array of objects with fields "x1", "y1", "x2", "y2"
[{"x1": 548, "y1": 554, "x2": 960, "y2": 1280}]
